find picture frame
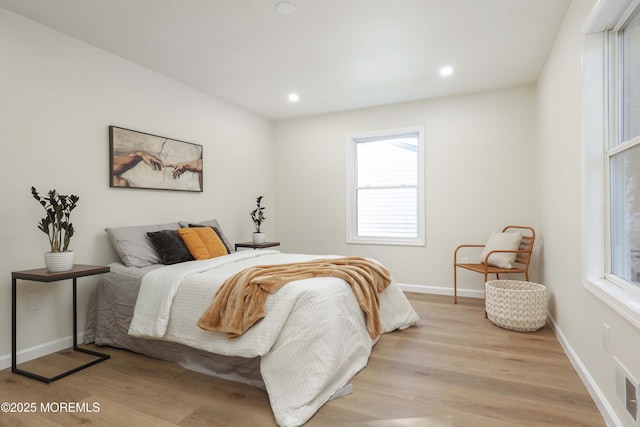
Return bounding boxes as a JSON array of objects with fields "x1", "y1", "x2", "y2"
[{"x1": 109, "y1": 126, "x2": 203, "y2": 192}]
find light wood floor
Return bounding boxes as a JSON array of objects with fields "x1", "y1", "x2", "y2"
[{"x1": 0, "y1": 293, "x2": 604, "y2": 426}]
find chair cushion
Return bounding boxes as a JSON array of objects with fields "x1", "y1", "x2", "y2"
[{"x1": 480, "y1": 232, "x2": 522, "y2": 268}]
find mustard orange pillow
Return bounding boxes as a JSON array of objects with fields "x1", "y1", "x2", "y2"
[
  {"x1": 194, "y1": 226, "x2": 228, "y2": 258},
  {"x1": 178, "y1": 227, "x2": 228, "y2": 260}
]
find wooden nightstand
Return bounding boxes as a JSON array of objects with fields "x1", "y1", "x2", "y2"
[
  {"x1": 234, "y1": 241, "x2": 280, "y2": 251},
  {"x1": 12, "y1": 264, "x2": 110, "y2": 383}
]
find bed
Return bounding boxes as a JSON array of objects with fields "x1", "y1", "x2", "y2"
[{"x1": 85, "y1": 220, "x2": 419, "y2": 427}]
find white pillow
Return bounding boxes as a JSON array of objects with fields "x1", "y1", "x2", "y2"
[{"x1": 479, "y1": 231, "x2": 522, "y2": 268}]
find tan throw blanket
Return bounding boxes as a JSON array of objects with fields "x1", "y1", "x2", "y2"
[{"x1": 197, "y1": 257, "x2": 391, "y2": 339}]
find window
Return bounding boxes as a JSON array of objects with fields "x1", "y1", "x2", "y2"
[
  {"x1": 583, "y1": 0, "x2": 640, "y2": 329},
  {"x1": 609, "y1": 7, "x2": 640, "y2": 287},
  {"x1": 346, "y1": 126, "x2": 425, "y2": 246}
]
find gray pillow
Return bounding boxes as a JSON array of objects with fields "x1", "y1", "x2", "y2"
[{"x1": 105, "y1": 222, "x2": 181, "y2": 267}]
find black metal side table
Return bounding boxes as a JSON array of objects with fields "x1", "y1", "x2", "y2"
[
  {"x1": 12, "y1": 264, "x2": 110, "y2": 383},
  {"x1": 234, "y1": 241, "x2": 281, "y2": 251}
]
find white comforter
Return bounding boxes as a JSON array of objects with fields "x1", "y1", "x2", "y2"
[{"x1": 129, "y1": 250, "x2": 419, "y2": 427}]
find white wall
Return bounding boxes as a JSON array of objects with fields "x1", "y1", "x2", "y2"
[
  {"x1": 274, "y1": 86, "x2": 537, "y2": 291},
  {"x1": 537, "y1": 0, "x2": 640, "y2": 425},
  {"x1": 5, "y1": 7, "x2": 633, "y2": 425},
  {"x1": 0, "y1": 9, "x2": 275, "y2": 361}
]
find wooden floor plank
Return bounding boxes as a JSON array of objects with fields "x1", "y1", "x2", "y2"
[{"x1": 0, "y1": 293, "x2": 604, "y2": 426}]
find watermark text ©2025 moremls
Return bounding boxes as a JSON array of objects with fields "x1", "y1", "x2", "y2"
[{"x1": 1, "y1": 401, "x2": 100, "y2": 413}]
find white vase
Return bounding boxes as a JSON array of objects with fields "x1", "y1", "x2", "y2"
[
  {"x1": 44, "y1": 251, "x2": 75, "y2": 272},
  {"x1": 252, "y1": 232, "x2": 266, "y2": 244}
]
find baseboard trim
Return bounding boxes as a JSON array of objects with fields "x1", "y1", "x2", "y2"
[
  {"x1": 0, "y1": 333, "x2": 83, "y2": 371},
  {"x1": 546, "y1": 313, "x2": 621, "y2": 427},
  {"x1": 398, "y1": 283, "x2": 484, "y2": 299}
]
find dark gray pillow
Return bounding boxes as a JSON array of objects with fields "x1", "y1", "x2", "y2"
[{"x1": 146, "y1": 230, "x2": 194, "y2": 265}]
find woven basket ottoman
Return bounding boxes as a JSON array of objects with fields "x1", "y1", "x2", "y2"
[{"x1": 485, "y1": 280, "x2": 548, "y2": 332}]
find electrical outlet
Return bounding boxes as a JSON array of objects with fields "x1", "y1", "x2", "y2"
[
  {"x1": 461, "y1": 257, "x2": 470, "y2": 264},
  {"x1": 602, "y1": 323, "x2": 611, "y2": 353},
  {"x1": 28, "y1": 293, "x2": 41, "y2": 311}
]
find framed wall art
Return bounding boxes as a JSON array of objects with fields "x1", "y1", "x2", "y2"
[{"x1": 109, "y1": 126, "x2": 203, "y2": 192}]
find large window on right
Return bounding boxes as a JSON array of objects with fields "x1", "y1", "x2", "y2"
[
  {"x1": 609, "y1": 7, "x2": 640, "y2": 287},
  {"x1": 584, "y1": 0, "x2": 640, "y2": 329}
]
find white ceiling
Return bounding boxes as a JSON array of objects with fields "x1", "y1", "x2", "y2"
[{"x1": 0, "y1": 0, "x2": 571, "y2": 120}]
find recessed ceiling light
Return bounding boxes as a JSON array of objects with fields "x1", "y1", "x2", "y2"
[
  {"x1": 440, "y1": 66, "x2": 454, "y2": 77},
  {"x1": 288, "y1": 93, "x2": 299, "y2": 102},
  {"x1": 275, "y1": 2, "x2": 296, "y2": 15}
]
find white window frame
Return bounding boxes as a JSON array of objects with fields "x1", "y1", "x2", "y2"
[
  {"x1": 345, "y1": 125, "x2": 425, "y2": 246},
  {"x1": 583, "y1": 0, "x2": 640, "y2": 329}
]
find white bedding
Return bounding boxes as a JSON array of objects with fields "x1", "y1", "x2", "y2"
[{"x1": 128, "y1": 250, "x2": 419, "y2": 427}]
